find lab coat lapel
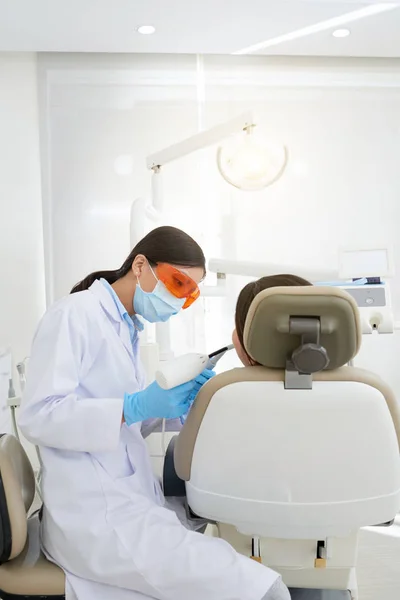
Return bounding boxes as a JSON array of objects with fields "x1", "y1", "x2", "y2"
[
  {"x1": 89, "y1": 280, "x2": 134, "y2": 362},
  {"x1": 118, "y1": 322, "x2": 135, "y2": 362}
]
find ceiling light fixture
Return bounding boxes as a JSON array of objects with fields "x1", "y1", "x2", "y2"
[
  {"x1": 217, "y1": 127, "x2": 288, "y2": 191},
  {"x1": 233, "y1": 3, "x2": 397, "y2": 54},
  {"x1": 332, "y1": 28, "x2": 351, "y2": 38},
  {"x1": 137, "y1": 25, "x2": 156, "y2": 35}
]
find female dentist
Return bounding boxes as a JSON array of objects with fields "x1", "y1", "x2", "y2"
[{"x1": 19, "y1": 226, "x2": 289, "y2": 600}]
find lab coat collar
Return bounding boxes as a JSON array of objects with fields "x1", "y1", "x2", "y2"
[
  {"x1": 89, "y1": 279, "x2": 123, "y2": 324},
  {"x1": 100, "y1": 279, "x2": 144, "y2": 333},
  {"x1": 89, "y1": 279, "x2": 136, "y2": 360}
]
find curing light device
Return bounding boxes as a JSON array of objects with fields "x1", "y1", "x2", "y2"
[{"x1": 155, "y1": 345, "x2": 234, "y2": 390}]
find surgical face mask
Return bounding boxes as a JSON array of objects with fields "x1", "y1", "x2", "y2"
[{"x1": 133, "y1": 267, "x2": 186, "y2": 323}]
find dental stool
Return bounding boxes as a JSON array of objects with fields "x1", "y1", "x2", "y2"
[
  {"x1": 0, "y1": 434, "x2": 65, "y2": 599},
  {"x1": 172, "y1": 286, "x2": 400, "y2": 600}
]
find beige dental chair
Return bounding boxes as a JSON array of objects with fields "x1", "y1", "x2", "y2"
[
  {"x1": 0, "y1": 434, "x2": 65, "y2": 600},
  {"x1": 173, "y1": 286, "x2": 400, "y2": 600}
]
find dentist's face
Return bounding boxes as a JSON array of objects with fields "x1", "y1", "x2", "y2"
[{"x1": 232, "y1": 328, "x2": 252, "y2": 366}]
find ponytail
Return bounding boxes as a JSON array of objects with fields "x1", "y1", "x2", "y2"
[
  {"x1": 71, "y1": 269, "x2": 122, "y2": 294},
  {"x1": 70, "y1": 226, "x2": 206, "y2": 294}
]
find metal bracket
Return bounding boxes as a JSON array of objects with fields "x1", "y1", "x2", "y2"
[
  {"x1": 285, "y1": 317, "x2": 330, "y2": 389},
  {"x1": 285, "y1": 360, "x2": 313, "y2": 390}
]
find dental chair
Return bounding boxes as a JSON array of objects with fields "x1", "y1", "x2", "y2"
[
  {"x1": 171, "y1": 286, "x2": 400, "y2": 600},
  {"x1": 0, "y1": 434, "x2": 65, "y2": 599}
]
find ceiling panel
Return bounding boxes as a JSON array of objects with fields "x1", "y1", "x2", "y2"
[{"x1": 0, "y1": 0, "x2": 399, "y2": 57}]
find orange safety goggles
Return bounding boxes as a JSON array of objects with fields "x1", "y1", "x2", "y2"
[{"x1": 156, "y1": 263, "x2": 200, "y2": 309}]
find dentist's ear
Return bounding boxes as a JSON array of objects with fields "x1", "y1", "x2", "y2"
[
  {"x1": 132, "y1": 255, "x2": 158, "y2": 293},
  {"x1": 131, "y1": 254, "x2": 147, "y2": 278}
]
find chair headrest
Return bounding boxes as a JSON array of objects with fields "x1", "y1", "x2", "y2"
[{"x1": 243, "y1": 286, "x2": 362, "y2": 370}]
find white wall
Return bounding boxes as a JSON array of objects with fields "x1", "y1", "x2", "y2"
[
  {"x1": 0, "y1": 53, "x2": 46, "y2": 456},
  {"x1": 0, "y1": 53, "x2": 46, "y2": 361},
  {"x1": 38, "y1": 53, "x2": 400, "y2": 393}
]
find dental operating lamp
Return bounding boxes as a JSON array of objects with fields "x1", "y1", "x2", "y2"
[{"x1": 145, "y1": 111, "x2": 288, "y2": 193}]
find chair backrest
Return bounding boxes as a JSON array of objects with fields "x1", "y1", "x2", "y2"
[
  {"x1": 0, "y1": 434, "x2": 35, "y2": 561},
  {"x1": 175, "y1": 286, "x2": 400, "y2": 539}
]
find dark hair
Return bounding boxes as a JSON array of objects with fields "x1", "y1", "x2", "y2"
[
  {"x1": 235, "y1": 274, "x2": 312, "y2": 363},
  {"x1": 71, "y1": 226, "x2": 206, "y2": 294}
]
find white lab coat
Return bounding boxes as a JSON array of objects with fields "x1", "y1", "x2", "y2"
[{"x1": 19, "y1": 280, "x2": 279, "y2": 600}]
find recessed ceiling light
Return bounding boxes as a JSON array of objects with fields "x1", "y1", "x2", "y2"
[
  {"x1": 332, "y1": 28, "x2": 351, "y2": 38},
  {"x1": 137, "y1": 25, "x2": 156, "y2": 35}
]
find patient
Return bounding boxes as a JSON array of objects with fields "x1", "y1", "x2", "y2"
[{"x1": 232, "y1": 274, "x2": 312, "y2": 366}]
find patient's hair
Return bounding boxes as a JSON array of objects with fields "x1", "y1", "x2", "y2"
[{"x1": 235, "y1": 274, "x2": 312, "y2": 364}]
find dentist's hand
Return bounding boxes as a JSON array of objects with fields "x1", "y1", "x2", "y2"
[
  {"x1": 187, "y1": 369, "x2": 215, "y2": 403},
  {"x1": 123, "y1": 380, "x2": 196, "y2": 426},
  {"x1": 180, "y1": 369, "x2": 216, "y2": 424}
]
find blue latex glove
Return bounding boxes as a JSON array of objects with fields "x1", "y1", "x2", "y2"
[
  {"x1": 180, "y1": 369, "x2": 215, "y2": 424},
  {"x1": 187, "y1": 369, "x2": 215, "y2": 403},
  {"x1": 123, "y1": 379, "x2": 196, "y2": 426}
]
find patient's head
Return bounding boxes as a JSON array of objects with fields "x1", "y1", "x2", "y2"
[{"x1": 233, "y1": 274, "x2": 312, "y2": 366}]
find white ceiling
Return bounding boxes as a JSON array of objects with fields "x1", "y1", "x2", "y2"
[{"x1": 0, "y1": 0, "x2": 400, "y2": 57}]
